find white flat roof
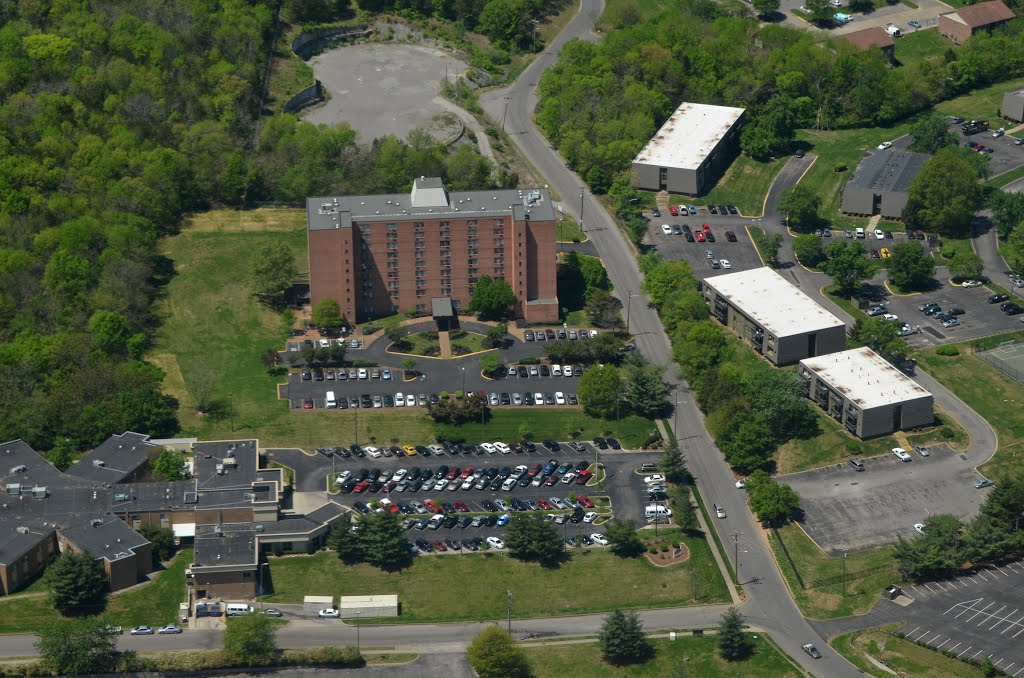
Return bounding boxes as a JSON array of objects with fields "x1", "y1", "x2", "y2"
[
  {"x1": 801, "y1": 347, "x2": 932, "y2": 409},
  {"x1": 706, "y1": 267, "x2": 845, "y2": 337},
  {"x1": 338, "y1": 594, "x2": 398, "y2": 609},
  {"x1": 633, "y1": 102, "x2": 745, "y2": 170}
]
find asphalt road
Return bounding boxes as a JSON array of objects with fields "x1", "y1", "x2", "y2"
[{"x1": 481, "y1": 2, "x2": 861, "y2": 675}]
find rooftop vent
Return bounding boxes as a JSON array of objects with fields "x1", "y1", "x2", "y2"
[
  {"x1": 15, "y1": 526, "x2": 29, "y2": 535},
  {"x1": 10, "y1": 465, "x2": 27, "y2": 474},
  {"x1": 91, "y1": 519, "x2": 103, "y2": 527},
  {"x1": 93, "y1": 460, "x2": 106, "y2": 467}
]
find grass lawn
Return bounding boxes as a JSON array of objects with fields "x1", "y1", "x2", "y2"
[
  {"x1": 768, "y1": 523, "x2": 898, "y2": 619},
  {"x1": 524, "y1": 635, "x2": 805, "y2": 678},
  {"x1": 394, "y1": 331, "x2": 442, "y2": 357},
  {"x1": 0, "y1": 549, "x2": 191, "y2": 634},
  {"x1": 556, "y1": 215, "x2": 587, "y2": 243},
  {"x1": 263, "y1": 541, "x2": 729, "y2": 622},
  {"x1": 935, "y1": 235, "x2": 974, "y2": 263},
  {"x1": 698, "y1": 155, "x2": 786, "y2": 216},
  {"x1": 776, "y1": 404, "x2": 968, "y2": 474},
  {"x1": 933, "y1": 76, "x2": 1024, "y2": 125},
  {"x1": 436, "y1": 409, "x2": 660, "y2": 450},
  {"x1": 988, "y1": 164, "x2": 1024, "y2": 189},
  {"x1": 916, "y1": 335, "x2": 1024, "y2": 477},
  {"x1": 597, "y1": 0, "x2": 669, "y2": 30},
  {"x1": 265, "y1": 22, "x2": 316, "y2": 114},
  {"x1": 449, "y1": 330, "x2": 490, "y2": 356},
  {"x1": 894, "y1": 29, "x2": 949, "y2": 69},
  {"x1": 832, "y1": 625, "x2": 984, "y2": 678}
]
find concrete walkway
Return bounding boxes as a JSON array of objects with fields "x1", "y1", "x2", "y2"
[{"x1": 438, "y1": 330, "x2": 452, "y2": 359}]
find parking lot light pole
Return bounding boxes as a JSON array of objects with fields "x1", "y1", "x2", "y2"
[
  {"x1": 842, "y1": 548, "x2": 848, "y2": 597},
  {"x1": 506, "y1": 589, "x2": 514, "y2": 634},
  {"x1": 501, "y1": 96, "x2": 511, "y2": 133},
  {"x1": 355, "y1": 610, "x2": 360, "y2": 653},
  {"x1": 461, "y1": 367, "x2": 466, "y2": 395},
  {"x1": 579, "y1": 186, "x2": 585, "y2": 231},
  {"x1": 730, "y1": 531, "x2": 741, "y2": 582}
]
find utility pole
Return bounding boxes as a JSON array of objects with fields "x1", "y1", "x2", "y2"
[
  {"x1": 354, "y1": 399, "x2": 359, "y2": 446},
  {"x1": 229, "y1": 392, "x2": 235, "y2": 432},
  {"x1": 730, "y1": 531, "x2": 741, "y2": 583},
  {"x1": 355, "y1": 610, "x2": 360, "y2": 652},
  {"x1": 579, "y1": 186, "x2": 585, "y2": 230},
  {"x1": 506, "y1": 589, "x2": 514, "y2": 634},
  {"x1": 692, "y1": 570, "x2": 697, "y2": 600},
  {"x1": 501, "y1": 96, "x2": 512, "y2": 133},
  {"x1": 842, "y1": 548, "x2": 848, "y2": 597}
]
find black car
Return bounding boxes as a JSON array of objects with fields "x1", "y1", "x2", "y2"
[
  {"x1": 483, "y1": 515, "x2": 498, "y2": 527},
  {"x1": 436, "y1": 465, "x2": 449, "y2": 479},
  {"x1": 540, "y1": 365, "x2": 550, "y2": 377},
  {"x1": 684, "y1": 231, "x2": 695, "y2": 242},
  {"x1": 457, "y1": 516, "x2": 473, "y2": 528},
  {"x1": 300, "y1": 369, "x2": 311, "y2": 381},
  {"x1": 517, "y1": 475, "x2": 532, "y2": 487},
  {"x1": 518, "y1": 366, "x2": 528, "y2": 377},
  {"x1": 988, "y1": 294, "x2": 1010, "y2": 304},
  {"x1": 314, "y1": 368, "x2": 325, "y2": 381},
  {"x1": 355, "y1": 468, "x2": 369, "y2": 482},
  {"x1": 339, "y1": 479, "x2": 357, "y2": 493},
  {"x1": 415, "y1": 538, "x2": 433, "y2": 552},
  {"x1": 416, "y1": 445, "x2": 431, "y2": 457},
  {"x1": 521, "y1": 440, "x2": 537, "y2": 453},
  {"x1": 567, "y1": 393, "x2": 578, "y2": 405},
  {"x1": 606, "y1": 438, "x2": 621, "y2": 450},
  {"x1": 727, "y1": 205, "x2": 738, "y2": 215},
  {"x1": 718, "y1": 205, "x2": 728, "y2": 215},
  {"x1": 592, "y1": 437, "x2": 608, "y2": 449},
  {"x1": 709, "y1": 205, "x2": 718, "y2": 214},
  {"x1": 543, "y1": 439, "x2": 561, "y2": 452},
  {"x1": 794, "y1": 149, "x2": 805, "y2": 158},
  {"x1": 368, "y1": 468, "x2": 381, "y2": 481},
  {"x1": 353, "y1": 501, "x2": 370, "y2": 514},
  {"x1": 360, "y1": 394, "x2": 372, "y2": 408},
  {"x1": 500, "y1": 393, "x2": 511, "y2": 405},
  {"x1": 430, "y1": 393, "x2": 440, "y2": 404},
  {"x1": 443, "y1": 515, "x2": 458, "y2": 528},
  {"x1": 465, "y1": 538, "x2": 481, "y2": 551},
  {"x1": 382, "y1": 394, "x2": 394, "y2": 407},
  {"x1": 523, "y1": 393, "x2": 535, "y2": 405},
  {"x1": 409, "y1": 478, "x2": 424, "y2": 492},
  {"x1": 672, "y1": 224, "x2": 682, "y2": 235},
  {"x1": 1004, "y1": 303, "x2": 1024, "y2": 315},
  {"x1": 923, "y1": 305, "x2": 942, "y2": 316},
  {"x1": 575, "y1": 461, "x2": 590, "y2": 471},
  {"x1": 485, "y1": 467, "x2": 499, "y2": 479},
  {"x1": 441, "y1": 501, "x2": 454, "y2": 513},
  {"x1": 570, "y1": 508, "x2": 585, "y2": 523},
  {"x1": 480, "y1": 500, "x2": 498, "y2": 512},
  {"x1": 705, "y1": 231, "x2": 715, "y2": 243}
]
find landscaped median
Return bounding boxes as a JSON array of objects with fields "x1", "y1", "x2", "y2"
[
  {"x1": 262, "y1": 542, "x2": 729, "y2": 623},
  {"x1": 832, "y1": 624, "x2": 986, "y2": 678}
]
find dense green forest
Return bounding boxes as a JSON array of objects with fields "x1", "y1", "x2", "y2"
[
  {"x1": 0, "y1": 0, "x2": 511, "y2": 451},
  {"x1": 536, "y1": 0, "x2": 1024, "y2": 191}
]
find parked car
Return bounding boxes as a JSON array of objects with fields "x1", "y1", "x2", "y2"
[
  {"x1": 590, "y1": 534, "x2": 609, "y2": 545},
  {"x1": 130, "y1": 626, "x2": 155, "y2": 635},
  {"x1": 892, "y1": 447, "x2": 912, "y2": 462},
  {"x1": 961, "y1": 279, "x2": 983, "y2": 288},
  {"x1": 802, "y1": 643, "x2": 822, "y2": 659},
  {"x1": 158, "y1": 625, "x2": 183, "y2": 634},
  {"x1": 975, "y1": 478, "x2": 994, "y2": 489},
  {"x1": 486, "y1": 536, "x2": 505, "y2": 550}
]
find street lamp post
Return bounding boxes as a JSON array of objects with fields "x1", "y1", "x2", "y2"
[
  {"x1": 355, "y1": 610, "x2": 360, "y2": 652},
  {"x1": 506, "y1": 589, "x2": 514, "y2": 634},
  {"x1": 354, "y1": 398, "x2": 359, "y2": 446},
  {"x1": 842, "y1": 548, "x2": 848, "y2": 597},
  {"x1": 731, "y1": 531, "x2": 741, "y2": 583},
  {"x1": 501, "y1": 96, "x2": 512, "y2": 133},
  {"x1": 461, "y1": 367, "x2": 466, "y2": 395},
  {"x1": 229, "y1": 392, "x2": 235, "y2": 432},
  {"x1": 579, "y1": 186, "x2": 585, "y2": 230}
]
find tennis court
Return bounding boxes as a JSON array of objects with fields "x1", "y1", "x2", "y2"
[{"x1": 978, "y1": 341, "x2": 1024, "y2": 387}]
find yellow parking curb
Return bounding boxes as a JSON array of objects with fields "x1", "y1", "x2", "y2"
[{"x1": 883, "y1": 279, "x2": 922, "y2": 297}]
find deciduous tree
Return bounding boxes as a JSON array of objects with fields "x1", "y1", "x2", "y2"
[
  {"x1": 947, "y1": 251, "x2": 984, "y2": 281},
  {"x1": 36, "y1": 617, "x2": 121, "y2": 676},
  {"x1": 466, "y1": 627, "x2": 531, "y2": 678},
  {"x1": 908, "y1": 113, "x2": 958, "y2": 154},
  {"x1": 792, "y1": 233, "x2": 824, "y2": 267},
  {"x1": 249, "y1": 244, "x2": 297, "y2": 304},
  {"x1": 504, "y1": 513, "x2": 565, "y2": 567},
  {"x1": 904, "y1": 148, "x2": 984, "y2": 236},
  {"x1": 849, "y1": 317, "x2": 908, "y2": 363},
  {"x1": 821, "y1": 241, "x2": 874, "y2": 293},
  {"x1": 752, "y1": 0, "x2": 781, "y2": 16},
  {"x1": 599, "y1": 609, "x2": 652, "y2": 665},
  {"x1": 888, "y1": 241, "x2": 936, "y2": 291},
  {"x1": 577, "y1": 364, "x2": 623, "y2": 418},
  {"x1": 223, "y1": 612, "x2": 277, "y2": 666},
  {"x1": 778, "y1": 185, "x2": 821, "y2": 230},
  {"x1": 311, "y1": 297, "x2": 343, "y2": 330},
  {"x1": 152, "y1": 449, "x2": 189, "y2": 481},
  {"x1": 747, "y1": 476, "x2": 801, "y2": 526},
  {"x1": 605, "y1": 519, "x2": 645, "y2": 557},
  {"x1": 471, "y1": 275, "x2": 516, "y2": 319},
  {"x1": 139, "y1": 526, "x2": 176, "y2": 564}
]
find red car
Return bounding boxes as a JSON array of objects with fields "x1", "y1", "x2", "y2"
[
  {"x1": 702, "y1": 223, "x2": 711, "y2": 233},
  {"x1": 669, "y1": 205, "x2": 679, "y2": 216},
  {"x1": 537, "y1": 498, "x2": 552, "y2": 509},
  {"x1": 424, "y1": 500, "x2": 441, "y2": 513},
  {"x1": 725, "y1": 231, "x2": 737, "y2": 242},
  {"x1": 432, "y1": 540, "x2": 448, "y2": 552},
  {"x1": 302, "y1": 398, "x2": 313, "y2": 409},
  {"x1": 576, "y1": 470, "x2": 593, "y2": 484},
  {"x1": 453, "y1": 501, "x2": 470, "y2": 512},
  {"x1": 577, "y1": 495, "x2": 594, "y2": 508},
  {"x1": 695, "y1": 231, "x2": 706, "y2": 242},
  {"x1": 353, "y1": 481, "x2": 370, "y2": 494},
  {"x1": 447, "y1": 467, "x2": 460, "y2": 479},
  {"x1": 870, "y1": 249, "x2": 880, "y2": 259},
  {"x1": 528, "y1": 464, "x2": 542, "y2": 477},
  {"x1": 460, "y1": 467, "x2": 474, "y2": 479}
]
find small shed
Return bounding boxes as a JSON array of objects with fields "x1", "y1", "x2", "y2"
[
  {"x1": 338, "y1": 594, "x2": 399, "y2": 619},
  {"x1": 431, "y1": 297, "x2": 456, "y2": 331},
  {"x1": 303, "y1": 595, "x2": 334, "y2": 613}
]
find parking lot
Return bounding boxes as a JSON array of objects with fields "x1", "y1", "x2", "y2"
[
  {"x1": 872, "y1": 282, "x2": 1024, "y2": 349},
  {"x1": 645, "y1": 208, "x2": 767, "y2": 277},
  {"x1": 863, "y1": 560, "x2": 1024, "y2": 676},
  {"x1": 954, "y1": 122, "x2": 1024, "y2": 178},
  {"x1": 267, "y1": 444, "x2": 663, "y2": 535},
  {"x1": 779, "y1": 444, "x2": 991, "y2": 554}
]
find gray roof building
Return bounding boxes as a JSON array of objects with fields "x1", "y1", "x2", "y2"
[
  {"x1": 1003, "y1": 89, "x2": 1024, "y2": 123},
  {"x1": 840, "y1": 149, "x2": 930, "y2": 219},
  {"x1": 66, "y1": 431, "x2": 159, "y2": 484}
]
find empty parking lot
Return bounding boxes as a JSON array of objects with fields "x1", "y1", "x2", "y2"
[
  {"x1": 862, "y1": 560, "x2": 1024, "y2": 676},
  {"x1": 780, "y1": 446, "x2": 990, "y2": 553}
]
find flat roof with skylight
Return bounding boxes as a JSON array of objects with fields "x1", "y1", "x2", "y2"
[
  {"x1": 705, "y1": 267, "x2": 845, "y2": 337},
  {"x1": 801, "y1": 347, "x2": 932, "y2": 409},
  {"x1": 632, "y1": 102, "x2": 745, "y2": 170}
]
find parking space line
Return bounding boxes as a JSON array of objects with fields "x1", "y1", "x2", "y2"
[
  {"x1": 949, "y1": 598, "x2": 984, "y2": 617},
  {"x1": 937, "y1": 638, "x2": 953, "y2": 649},
  {"x1": 926, "y1": 633, "x2": 943, "y2": 645},
  {"x1": 1015, "y1": 666, "x2": 1024, "y2": 677},
  {"x1": 993, "y1": 608, "x2": 1019, "y2": 631},
  {"x1": 958, "y1": 645, "x2": 972, "y2": 657},
  {"x1": 1003, "y1": 614, "x2": 1024, "y2": 634},
  {"x1": 980, "y1": 605, "x2": 1007, "y2": 626},
  {"x1": 926, "y1": 583, "x2": 941, "y2": 593},
  {"x1": 996, "y1": 658, "x2": 1005, "y2": 668},
  {"x1": 995, "y1": 565, "x2": 1011, "y2": 577},
  {"x1": 977, "y1": 571, "x2": 993, "y2": 581},
  {"x1": 949, "y1": 642, "x2": 962, "y2": 653},
  {"x1": 907, "y1": 626, "x2": 920, "y2": 638},
  {"x1": 968, "y1": 602, "x2": 995, "y2": 623},
  {"x1": 912, "y1": 586, "x2": 924, "y2": 596},
  {"x1": 972, "y1": 651, "x2": 984, "y2": 659},
  {"x1": 1006, "y1": 662, "x2": 1016, "y2": 673},
  {"x1": 1013, "y1": 625, "x2": 1024, "y2": 639},
  {"x1": 910, "y1": 629, "x2": 930, "y2": 641}
]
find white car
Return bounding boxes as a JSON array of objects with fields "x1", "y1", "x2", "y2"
[
  {"x1": 591, "y1": 533, "x2": 609, "y2": 545},
  {"x1": 561, "y1": 472, "x2": 577, "y2": 484},
  {"x1": 584, "y1": 511, "x2": 598, "y2": 523},
  {"x1": 720, "y1": 259, "x2": 732, "y2": 269},
  {"x1": 993, "y1": 128, "x2": 1005, "y2": 138},
  {"x1": 435, "y1": 478, "x2": 449, "y2": 491},
  {"x1": 365, "y1": 446, "x2": 382, "y2": 458},
  {"x1": 395, "y1": 392, "x2": 405, "y2": 407},
  {"x1": 158, "y1": 624, "x2": 183, "y2": 634},
  {"x1": 480, "y1": 442, "x2": 497, "y2": 454},
  {"x1": 358, "y1": 368, "x2": 368, "y2": 379},
  {"x1": 318, "y1": 608, "x2": 341, "y2": 618},
  {"x1": 874, "y1": 229, "x2": 885, "y2": 240},
  {"x1": 892, "y1": 447, "x2": 912, "y2": 462},
  {"x1": 877, "y1": 141, "x2": 893, "y2": 150},
  {"x1": 562, "y1": 365, "x2": 573, "y2": 377},
  {"x1": 550, "y1": 497, "x2": 567, "y2": 509},
  {"x1": 735, "y1": 479, "x2": 745, "y2": 489},
  {"x1": 486, "y1": 536, "x2": 505, "y2": 549},
  {"x1": 534, "y1": 392, "x2": 544, "y2": 404},
  {"x1": 514, "y1": 465, "x2": 528, "y2": 476},
  {"x1": 319, "y1": 339, "x2": 331, "y2": 349},
  {"x1": 421, "y1": 478, "x2": 436, "y2": 492},
  {"x1": 714, "y1": 503, "x2": 726, "y2": 518},
  {"x1": 915, "y1": 446, "x2": 930, "y2": 457},
  {"x1": 495, "y1": 442, "x2": 511, "y2": 454},
  {"x1": 552, "y1": 365, "x2": 562, "y2": 377},
  {"x1": 962, "y1": 279, "x2": 983, "y2": 288},
  {"x1": 555, "y1": 392, "x2": 566, "y2": 405},
  {"x1": 405, "y1": 394, "x2": 416, "y2": 407},
  {"x1": 882, "y1": 313, "x2": 899, "y2": 322},
  {"x1": 336, "y1": 470, "x2": 352, "y2": 483},
  {"x1": 461, "y1": 478, "x2": 475, "y2": 490},
  {"x1": 914, "y1": 523, "x2": 925, "y2": 534},
  {"x1": 661, "y1": 224, "x2": 672, "y2": 235},
  {"x1": 644, "y1": 475, "x2": 666, "y2": 485},
  {"x1": 130, "y1": 626, "x2": 154, "y2": 635}
]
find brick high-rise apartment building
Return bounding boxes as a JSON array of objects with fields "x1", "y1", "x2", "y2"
[{"x1": 307, "y1": 178, "x2": 559, "y2": 324}]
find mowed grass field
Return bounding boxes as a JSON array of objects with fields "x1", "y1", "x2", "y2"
[
  {"x1": 832, "y1": 625, "x2": 985, "y2": 678},
  {"x1": 524, "y1": 635, "x2": 806, "y2": 678},
  {"x1": 768, "y1": 523, "x2": 898, "y2": 619},
  {"x1": 153, "y1": 208, "x2": 659, "y2": 450},
  {"x1": 263, "y1": 541, "x2": 729, "y2": 622},
  {"x1": 699, "y1": 154, "x2": 786, "y2": 216},
  {"x1": 916, "y1": 334, "x2": 1024, "y2": 477},
  {"x1": 0, "y1": 549, "x2": 191, "y2": 634}
]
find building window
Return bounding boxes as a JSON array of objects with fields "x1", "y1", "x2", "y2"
[
  {"x1": 414, "y1": 222, "x2": 424, "y2": 229},
  {"x1": 359, "y1": 224, "x2": 370, "y2": 232},
  {"x1": 417, "y1": 290, "x2": 426, "y2": 297},
  {"x1": 387, "y1": 252, "x2": 398, "y2": 260},
  {"x1": 467, "y1": 220, "x2": 477, "y2": 226},
  {"x1": 494, "y1": 257, "x2": 504, "y2": 264},
  {"x1": 494, "y1": 248, "x2": 504, "y2": 254},
  {"x1": 440, "y1": 221, "x2": 449, "y2": 228},
  {"x1": 386, "y1": 223, "x2": 397, "y2": 231},
  {"x1": 417, "y1": 304, "x2": 428, "y2": 312},
  {"x1": 494, "y1": 219, "x2": 504, "y2": 226}
]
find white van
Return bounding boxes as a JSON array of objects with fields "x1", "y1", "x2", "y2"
[
  {"x1": 225, "y1": 603, "x2": 254, "y2": 616},
  {"x1": 501, "y1": 477, "x2": 518, "y2": 492},
  {"x1": 855, "y1": 228, "x2": 865, "y2": 239},
  {"x1": 644, "y1": 504, "x2": 672, "y2": 518},
  {"x1": 885, "y1": 24, "x2": 901, "y2": 37},
  {"x1": 325, "y1": 391, "x2": 337, "y2": 408}
]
